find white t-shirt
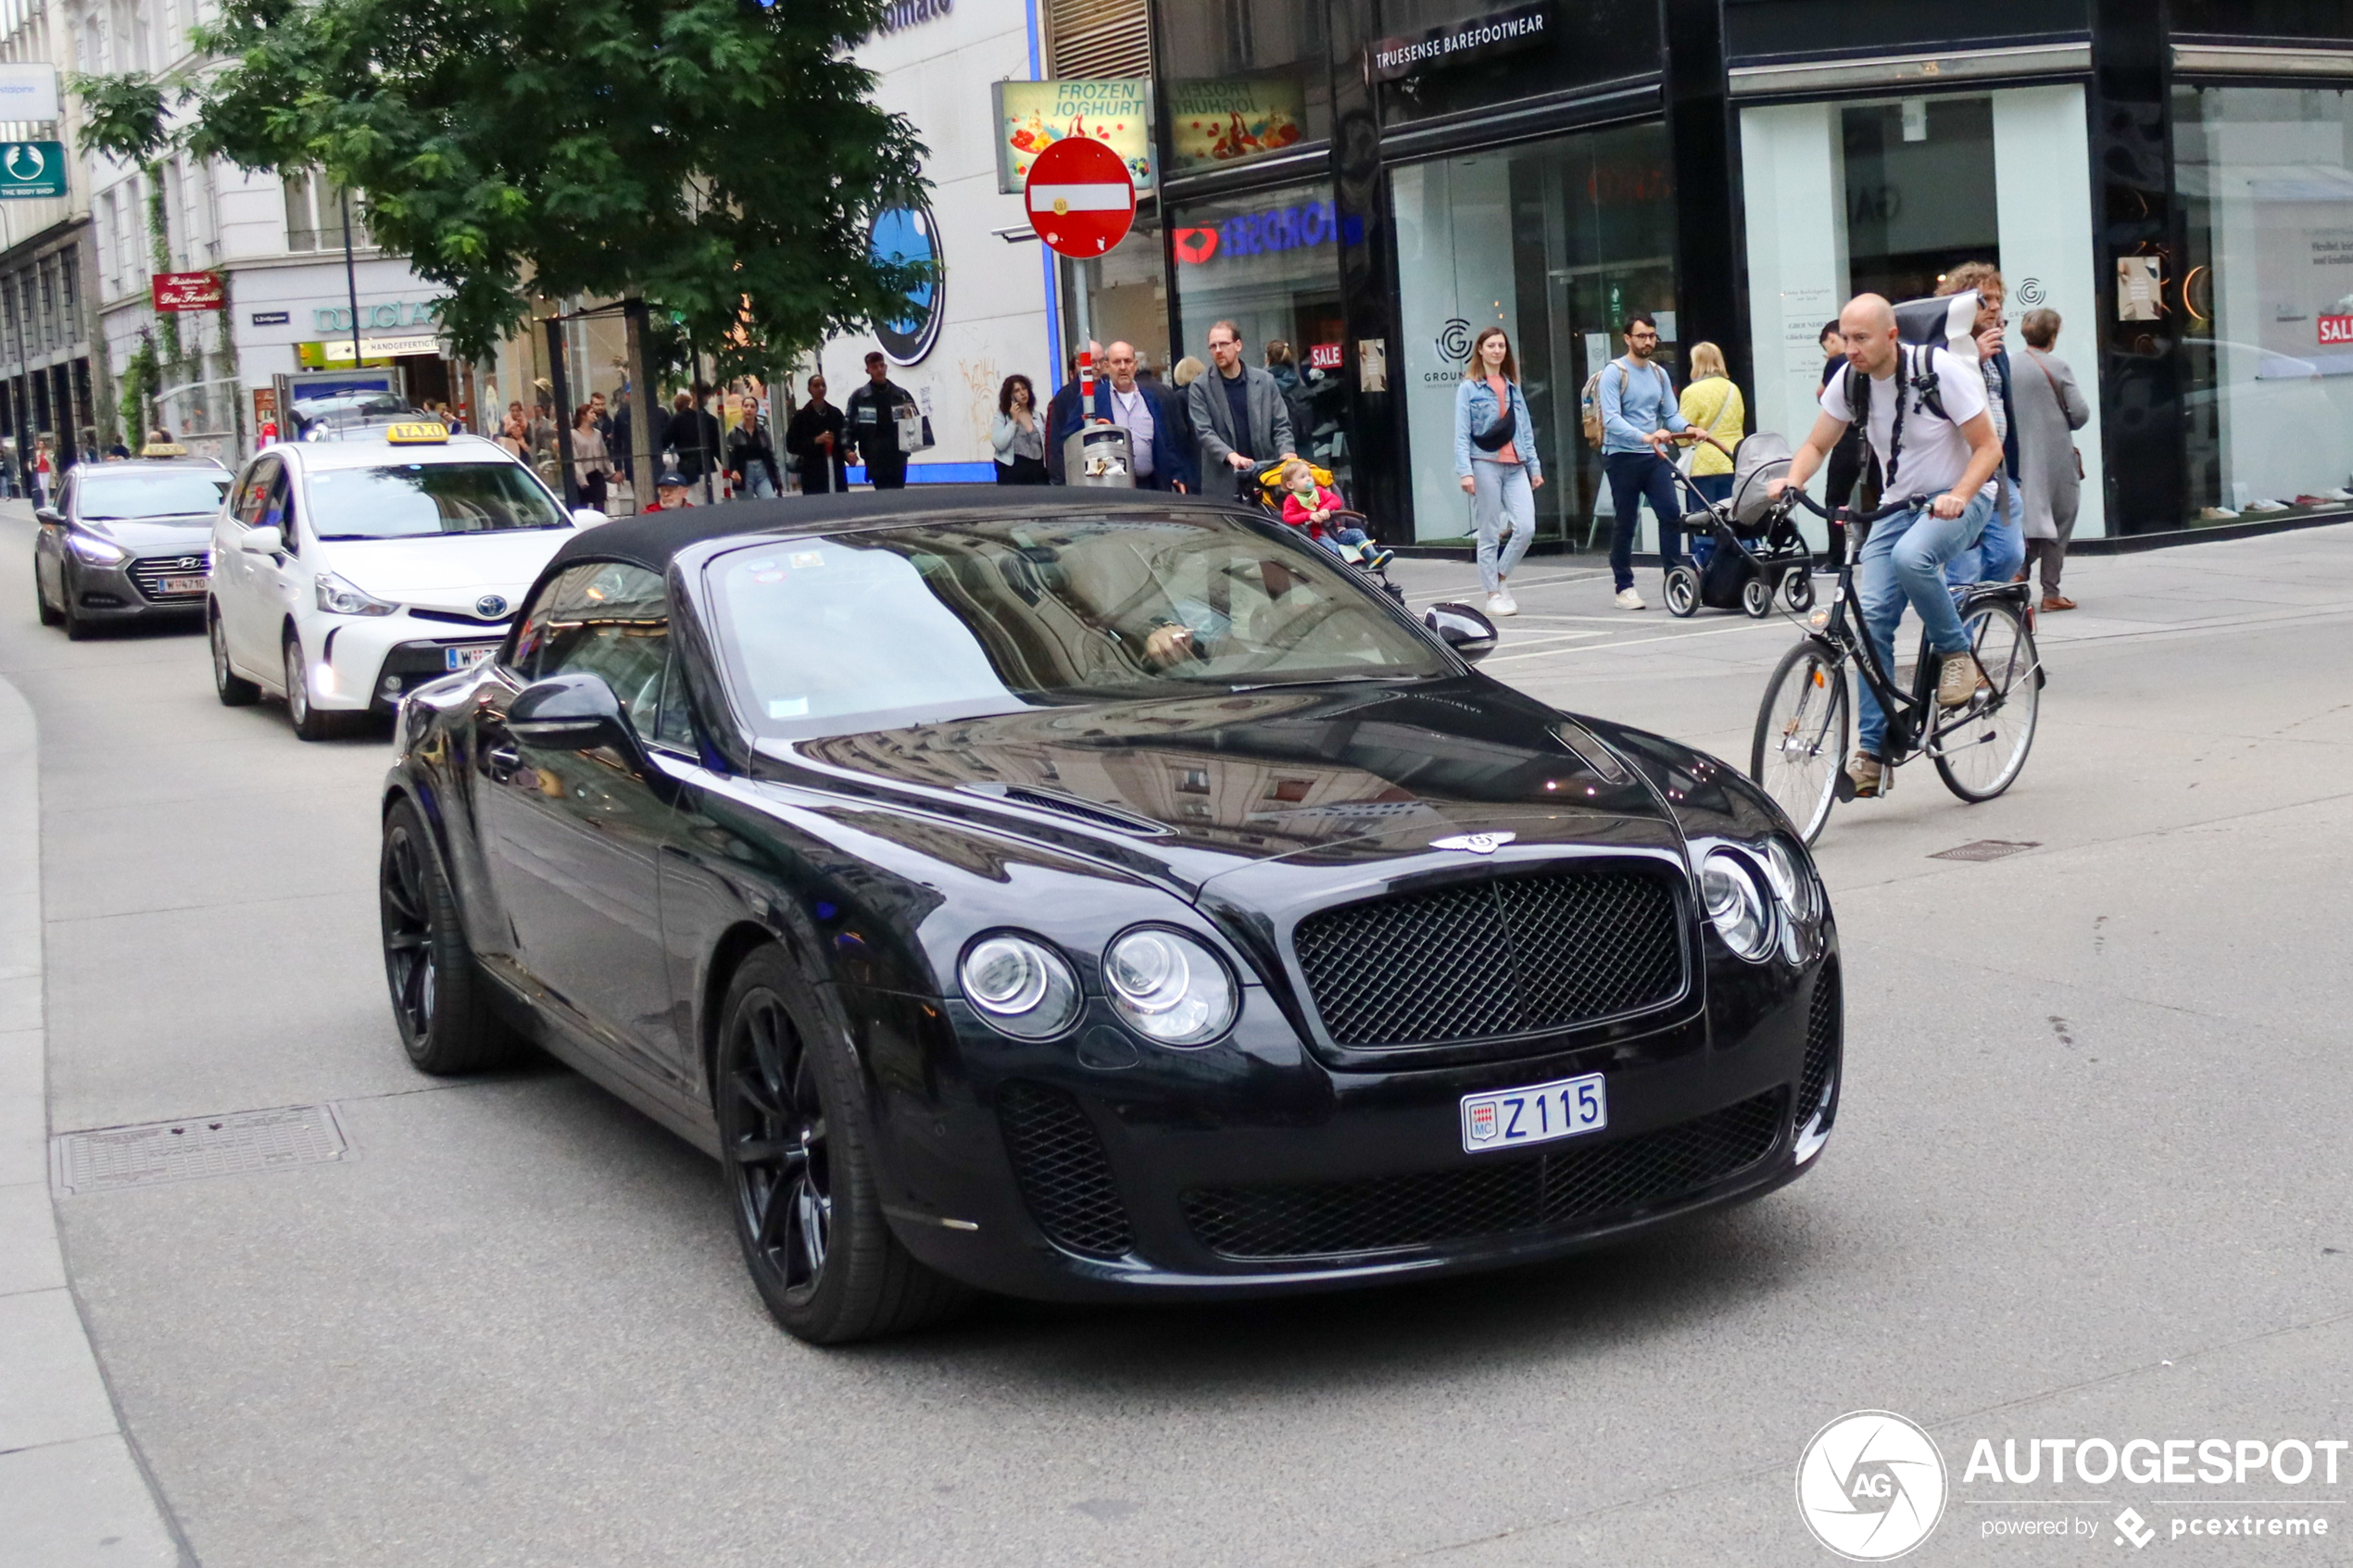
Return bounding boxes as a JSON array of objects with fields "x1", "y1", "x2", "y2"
[{"x1": 1818, "y1": 345, "x2": 1993, "y2": 500}]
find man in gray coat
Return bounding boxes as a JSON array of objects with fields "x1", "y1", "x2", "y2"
[{"x1": 1187, "y1": 320, "x2": 1296, "y2": 500}]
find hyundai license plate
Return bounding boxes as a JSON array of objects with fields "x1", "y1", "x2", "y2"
[
  {"x1": 1460, "y1": 1073, "x2": 1606, "y2": 1154},
  {"x1": 444, "y1": 644, "x2": 497, "y2": 671},
  {"x1": 157, "y1": 574, "x2": 208, "y2": 596}
]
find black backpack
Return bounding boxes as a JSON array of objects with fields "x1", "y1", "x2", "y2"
[{"x1": 1843, "y1": 344, "x2": 1952, "y2": 490}]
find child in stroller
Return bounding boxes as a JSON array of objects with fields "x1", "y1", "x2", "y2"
[
  {"x1": 1663, "y1": 433, "x2": 1816, "y2": 619},
  {"x1": 1255, "y1": 458, "x2": 1406, "y2": 602}
]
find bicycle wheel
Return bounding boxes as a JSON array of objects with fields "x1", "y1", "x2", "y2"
[
  {"x1": 1931, "y1": 597, "x2": 2040, "y2": 803},
  {"x1": 1751, "y1": 638, "x2": 1850, "y2": 845}
]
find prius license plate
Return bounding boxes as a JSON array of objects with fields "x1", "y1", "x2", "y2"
[
  {"x1": 1460, "y1": 1073, "x2": 1606, "y2": 1154},
  {"x1": 157, "y1": 574, "x2": 208, "y2": 596},
  {"x1": 444, "y1": 644, "x2": 497, "y2": 671}
]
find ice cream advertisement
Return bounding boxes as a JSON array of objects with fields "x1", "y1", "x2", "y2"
[{"x1": 992, "y1": 79, "x2": 1153, "y2": 195}]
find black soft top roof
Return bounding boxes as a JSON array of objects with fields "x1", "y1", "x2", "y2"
[{"x1": 544, "y1": 484, "x2": 1252, "y2": 576}]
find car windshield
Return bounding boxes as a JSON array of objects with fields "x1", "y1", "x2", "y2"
[
  {"x1": 77, "y1": 470, "x2": 231, "y2": 520},
  {"x1": 306, "y1": 461, "x2": 567, "y2": 540},
  {"x1": 707, "y1": 511, "x2": 1449, "y2": 738}
]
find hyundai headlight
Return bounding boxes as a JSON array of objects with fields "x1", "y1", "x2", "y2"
[
  {"x1": 959, "y1": 934, "x2": 1079, "y2": 1039},
  {"x1": 314, "y1": 571, "x2": 398, "y2": 617},
  {"x1": 68, "y1": 532, "x2": 127, "y2": 564},
  {"x1": 1103, "y1": 927, "x2": 1236, "y2": 1047},
  {"x1": 1701, "y1": 848, "x2": 1774, "y2": 962}
]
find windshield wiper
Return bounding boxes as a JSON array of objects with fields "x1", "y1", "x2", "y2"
[{"x1": 1223, "y1": 673, "x2": 1424, "y2": 693}]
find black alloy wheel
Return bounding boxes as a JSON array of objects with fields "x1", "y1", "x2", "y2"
[
  {"x1": 715, "y1": 947, "x2": 971, "y2": 1344},
  {"x1": 379, "y1": 797, "x2": 517, "y2": 1073},
  {"x1": 32, "y1": 556, "x2": 59, "y2": 625},
  {"x1": 210, "y1": 608, "x2": 258, "y2": 705}
]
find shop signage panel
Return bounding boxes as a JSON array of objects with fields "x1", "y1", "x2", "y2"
[
  {"x1": 321, "y1": 333, "x2": 442, "y2": 361},
  {"x1": 0, "y1": 66, "x2": 59, "y2": 123},
  {"x1": 0, "y1": 141, "x2": 66, "y2": 199},
  {"x1": 1166, "y1": 80, "x2": 1307, "y2": 174},
  {"x1": 251, "y1": 310, "x2": 292, "y2": 326},
  {"x1": 152, "y1": 270, "x2": 225, "y2": 311},
  {"x1": 1026, "y1": 137, "x2": 1136, "y2": 259},
  {"x1": 1369, "y1": 2, "x2": 1554, "y2": 83},
  {"x1": 992, "y1": 80, "x2": 1152, "y2": 195}
]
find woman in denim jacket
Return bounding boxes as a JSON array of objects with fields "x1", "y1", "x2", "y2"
[{"x1": 1453, "y1": 327, "x2": 1544, "y2": 615}]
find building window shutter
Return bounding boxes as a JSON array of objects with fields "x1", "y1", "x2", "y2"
[{"x1": 1046, "y1": 0, "x2": 1151, "y2": 81}]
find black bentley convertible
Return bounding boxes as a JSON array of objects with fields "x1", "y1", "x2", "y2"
[{"x1": 378, "y1": 490, "x2": 1841, "y2": 1343}]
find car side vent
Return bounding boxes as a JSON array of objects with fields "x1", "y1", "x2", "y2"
[
  {"x1": 997, "y1": 1083, "x2": 1135, "y2": 1259},
  {"x1": 961, "y1": 782, "x2": 1173, "y2": 837},
  {"x1": 1798, "y1": 957, "x2": 1841, "y2": 1133}
]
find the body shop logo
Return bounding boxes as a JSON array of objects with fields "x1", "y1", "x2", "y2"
[
  {"x1": 2320, "y1": 315, "x2": 2353, "y2": 345},
  {"x1": 1796, "y1": 1411, "x2": 1948, "y2": 1560}
]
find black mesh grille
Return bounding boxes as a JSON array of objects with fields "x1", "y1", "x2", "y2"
[
  {"x1": 1292, "y1": 872, "x2": 1684, "y2": 1047},
  {"x1": 1798, "y1": 958, "x2": 1841, "y2": 1131},
  {"x1": 1183, "y1": 1090, "x2": 1787, "y2": 1260},
  {"x1": 997, "y1": 1083, "x2": 1133, "y2": 1259}
]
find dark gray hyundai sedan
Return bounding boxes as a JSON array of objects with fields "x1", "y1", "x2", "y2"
[{"x1": 32, "y1": 456, "x2": 233, "y2": 638}]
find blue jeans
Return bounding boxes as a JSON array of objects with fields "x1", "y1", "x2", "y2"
[
  {"x1": 1604, "y1": 449, "x2": 1686, "y2": 589},
  {"x1": 1856, "y1": 494, "x2": 1995, "y2": 758},
  {"x1": 1688, "y1": 472, "x2": 1732, "y2": 567},
  {"x1": 1315, "y1": 525, "x2": 1377, "y2": 557},
  {"x1": 1471, "y1": 460, "x2": 1534, "y2": 594},
  {"x1": 1945, "y1": 479, "x2": 2024, "y2": 588}
]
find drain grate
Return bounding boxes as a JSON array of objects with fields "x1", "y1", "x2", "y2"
[
  {"x1": 52, "y1": 1104, "x2": 350, "y2": 1195},
  {"x1": 1930, "y1": 839, "x2": 2043, "y2": 863}
]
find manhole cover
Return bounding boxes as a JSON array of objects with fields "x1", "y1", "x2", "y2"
[
  {"x1": 1929, "y1": 839, "x2": 2042, "y2": 862},
  {"x1": 53, "y1": 1104, "x2": 350, "y2": 1195}
]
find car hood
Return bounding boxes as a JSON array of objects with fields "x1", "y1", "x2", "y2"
[
  {"x1": 80, "y1": 517, "x2": 215, "y2": 551},
  {"x1": 752, "y1": 678, "x2": 1689, "y2": 897},
  {"x1": 318, "y1": 530, "x2": 574, "y2": 603}
]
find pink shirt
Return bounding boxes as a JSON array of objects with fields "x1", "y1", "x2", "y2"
[{"x1": 1486, "y1": 376, "x2": 1520, "y2": 465}]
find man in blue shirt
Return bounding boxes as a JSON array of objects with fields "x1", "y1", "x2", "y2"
[{"x1": 1598, "y1": 313, "x2": 1692, "y2": 609}]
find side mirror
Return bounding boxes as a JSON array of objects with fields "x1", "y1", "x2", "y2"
[
  {"x1": 33, "y1": 507, "x2": 60, "y2": 527},
  {"x1": 240, "y1": 524, "x2": 283, "y2": 556},
  {"x1": 1425, "y1": 602, "x2": 1498, "y2": 664},
  {"x1": 510, "y1": 671, "x2": 639, "y2": 757},
  {"x1": 570, "y1": 507, "x2": 610, "y2": 528}
]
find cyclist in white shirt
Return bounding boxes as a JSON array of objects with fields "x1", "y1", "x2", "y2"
[{"x1": 1773, "y1": 294, "x2": 2007, "y2": 798}]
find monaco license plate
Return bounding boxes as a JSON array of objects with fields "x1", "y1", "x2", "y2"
[
  {"x1": 444, "y1": 644, "x2": 497, "y2": 671},
  {"x1": 157, "y1": 574, "x2": 208, "y2": 596},
  {"x1": 1460, "y1": 1073, "x2": 1606, "y2": 1154}
]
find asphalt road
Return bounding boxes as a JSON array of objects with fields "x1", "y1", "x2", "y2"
[{"x1": 7, "y1": 502, "x2": 2351, "y2": 1567}]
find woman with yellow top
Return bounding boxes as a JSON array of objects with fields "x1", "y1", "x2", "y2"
[{"x1": 1678, "y1": 342, "x2": 1744, "y2": 506}]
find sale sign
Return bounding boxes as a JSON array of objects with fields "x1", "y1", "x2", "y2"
[
  {"x1": 151, "y1": 271, "x2": 224, "y2": 312},
  {"x1": 2320, "y1": 315, "x2": 2353, "y2": 345},
  {"x1": 1024, "y1": 136, "x2": 1136, "y2": 260}
]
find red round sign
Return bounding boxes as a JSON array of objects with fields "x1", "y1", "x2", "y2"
[{"x1": 1025, "y1": 136, "x2": 1138, "y2": 259}]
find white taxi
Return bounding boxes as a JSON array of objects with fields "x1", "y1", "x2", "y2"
[{"x1": 208, "y1": 422, "x2": 598, "y2": 739}]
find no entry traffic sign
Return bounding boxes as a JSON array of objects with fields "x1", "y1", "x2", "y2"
[{"x1": 1025, "y1": 136, "x2": 1137, "y2": 259}]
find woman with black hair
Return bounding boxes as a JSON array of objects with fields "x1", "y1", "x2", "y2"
[{"x1": 991, "y1": 373, "x2": 1049, "y2": 484}]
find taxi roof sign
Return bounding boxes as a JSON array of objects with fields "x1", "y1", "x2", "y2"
[
  {"x1": 384, "y1": 421, "x2": 450, "y2": 445},
  {"x1": 139, "y1": 441, "x2": 189, "y2": 458}
]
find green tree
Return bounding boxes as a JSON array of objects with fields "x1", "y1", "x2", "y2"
[{"x1": 71, "y1": 0, "x2": 928, "y2": 375}]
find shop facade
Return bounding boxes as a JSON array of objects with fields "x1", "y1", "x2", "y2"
[{"x1": 1117, "y1": 0, "x2": 2353, "y2": 545}]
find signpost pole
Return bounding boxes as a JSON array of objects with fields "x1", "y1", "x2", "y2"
[{"x1": 340, "y1": 187, "x2": 364, "y2": 370}]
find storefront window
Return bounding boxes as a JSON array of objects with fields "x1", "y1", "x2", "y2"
[
  {"x1": 2176, "y1": 86, "x2": 2353, "y2": 526},
  {"x1": 1062, "y1": 208, "x2": 1172, "y2": 375},
  {"x1": 1375, "y1": 0, "x2": 1659, "y2": 127},
  {"x1": 1152, "y1": 0, "x2": 1329, "y2": 175},
  {"x1": 1392, "y1": 125, "x2": 1677, "y2": 542},
  {"x1": 1169, "y1": 181, "x2": 1352, "y2": 487},
  {"x1": 1841, "y1": 96, "x2": 1999, "y2": 304}
]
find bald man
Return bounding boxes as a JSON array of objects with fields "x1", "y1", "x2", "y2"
[{"x1": 1773, "y1": 293, "x2": 2006, "y2": 799}]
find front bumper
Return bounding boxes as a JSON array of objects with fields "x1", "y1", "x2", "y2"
[
  {"x1": 850, "y1": 945, "x2": 1841, "y2": 1303},
  {"x1": 66, "y1": 551, "x2": 211, "y2": 621},
  {"x1": 312, "y1": 616, "x2": 508, "y2": 712}
]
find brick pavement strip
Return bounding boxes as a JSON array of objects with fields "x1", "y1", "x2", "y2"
[{"x1": 0, "y1": 664, "x2": 185, "y2": 1567}]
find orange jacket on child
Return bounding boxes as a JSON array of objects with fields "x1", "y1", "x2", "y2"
[{"x1": 1280, "y1": 483, "x2": 1346, "y2": 537}]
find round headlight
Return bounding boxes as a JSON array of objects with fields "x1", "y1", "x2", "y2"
[
  {"x1": 1103, "y1": 927, "x2": 1236, "y2": 1047},
  {"x1": 1760, "y1": 837, "x2": 1819, "y2": 924},
  {"x1": 1701, "y1": 848, "x2": 1774, "y2": 962},
  {"x1": 959, "y1": 935, "x2": 1079, "y2": 1039}
]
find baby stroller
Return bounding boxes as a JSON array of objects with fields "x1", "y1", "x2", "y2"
[
  {"x1": 1250, "y1": 460, "x2": 1408, "y2": 607},
  {"x1": 1663, "y1": 433, "x2": 1816, "y2": 619}
]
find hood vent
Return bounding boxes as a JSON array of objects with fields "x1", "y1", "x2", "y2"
[{"x1": 961, "y1": 782, "x2": 1174, "y2": 838}]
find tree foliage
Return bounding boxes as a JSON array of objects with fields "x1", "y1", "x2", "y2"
[{"x1": 73, "y1": 0, "x2": 929, "y2": 372}]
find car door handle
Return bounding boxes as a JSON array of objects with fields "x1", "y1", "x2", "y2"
[{"x1": 485, "y1": 745, "x2": 521, "y2": 781}]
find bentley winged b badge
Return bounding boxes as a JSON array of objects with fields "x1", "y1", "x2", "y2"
[{"x1": 1429, "y1": 832, "x2": 1516, "y2": 855}]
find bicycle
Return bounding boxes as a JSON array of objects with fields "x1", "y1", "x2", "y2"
[{"x1": 1749, "y1": 486, "x2": 2043, "y2": 845}]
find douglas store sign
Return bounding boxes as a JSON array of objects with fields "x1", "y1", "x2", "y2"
[{"x1": 1173, "y1": 199, "x2": 1362, "y2": 267}]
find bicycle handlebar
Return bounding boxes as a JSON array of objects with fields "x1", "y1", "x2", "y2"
[{"x1": 1775, "y1": 486, "x2": 1931, "y2": 525}]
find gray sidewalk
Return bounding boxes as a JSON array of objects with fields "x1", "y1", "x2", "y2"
[{"x1": 0, "y1": 661, "x2": 186, "y2": 1565}]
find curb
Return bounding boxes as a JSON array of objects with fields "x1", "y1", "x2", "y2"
[{"x1": 0, "y1": 653, "x2": 191, "y2": 1562}]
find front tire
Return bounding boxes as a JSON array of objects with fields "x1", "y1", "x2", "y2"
[
  {"x1": 211, "y1": 608, "x2": 259, "y2": 705},
  {"x1": 60, "y1": 567, "x2": 94, "y2": 640},
  {"x1": 284, "y1": 632, "x2": 352, "y2": 740},
  {"x1": 716, "y1": 947, "x2": 972, "y2": 1345},
  {"x1": 33, "y1": 559, "x2": 59, "y2": 626},
  {"x1": 1752, "y1": 637, "x2": 1851, "y2": 846},
  {"x1": 380, "y1": 797, "x2": 519, "y2": 1074}
]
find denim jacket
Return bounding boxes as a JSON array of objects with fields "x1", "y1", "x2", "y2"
[{"x1": 1453, "y1": 377, "x2": 1541, "y2": 483}]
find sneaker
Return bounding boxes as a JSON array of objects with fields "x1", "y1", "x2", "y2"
[
  {"x1": 1615, "y1": 587, "x2": 1645, "y2": 610},
  {"x1": 1845, "y1": 753, "x2": 1882, "y2": 798},
  {"x1": 1936, "y1": 651, "x2": 1982, "y2": 709},
  {"x1": 1486, "y1": 592, "x2": 1516, "y2": 617}
]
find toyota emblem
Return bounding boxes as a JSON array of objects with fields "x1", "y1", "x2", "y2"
[{"x1": 476, "y1": 595, "x2": 509, "y2": 620}]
